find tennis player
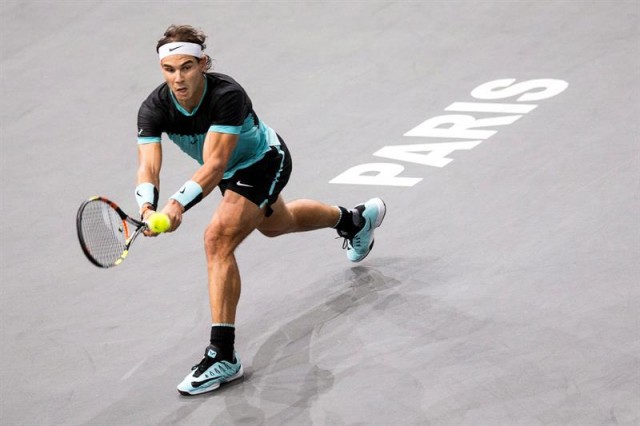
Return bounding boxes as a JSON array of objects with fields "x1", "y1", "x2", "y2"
[{"x1": 135, "y1": 25, "x2": 386, "y2": 396}]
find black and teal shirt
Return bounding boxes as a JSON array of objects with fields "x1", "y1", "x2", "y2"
[{"x1": 137, "y1": 72, "x2": 279, "y2": 179}]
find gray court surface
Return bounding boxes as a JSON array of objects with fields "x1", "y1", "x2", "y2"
[{"x1": 1, "y1": 1, "x2": 639, "y2": 425}]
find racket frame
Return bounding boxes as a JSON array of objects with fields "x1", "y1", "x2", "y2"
[{"x1": 76, "y1": 196, "x2": 147, "y2": 268}]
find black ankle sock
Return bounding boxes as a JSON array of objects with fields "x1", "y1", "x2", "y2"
[
  {"x1": 334, "y1": 206, "x2": 363, "y2": 238},
  {"x1": 210, "y1": 325, "x2": 235, "y2": 361}
]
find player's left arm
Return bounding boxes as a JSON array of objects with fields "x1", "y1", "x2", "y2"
[
  {"x1": 193, "y1": 131, "x2": 238, "y2": 197},
  {"x1": 160, "y1": 131, "x2": 238, "y2": 230}
]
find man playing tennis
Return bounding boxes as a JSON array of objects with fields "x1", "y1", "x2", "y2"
[{"x1": 135, "y1": 25, "x2": 386, "y2": 396}]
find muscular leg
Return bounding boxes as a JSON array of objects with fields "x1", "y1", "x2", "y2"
[
  {"x1": 257, "y1": 196, "x2": 341, "y2": 237},
  {"x1": 176, "y1": 190, "x2": 257, "y2": 395},
  {"x1": 204, "y1": 190, "x2": 264, "y2": 324}
]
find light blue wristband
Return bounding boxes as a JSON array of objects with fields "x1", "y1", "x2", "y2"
[
  {"x1": 135, "y1": 182, "x2": 158, "y2": 210},
  {"x1": 170, "y1": 180, "x2": 203, "y2": 212}
]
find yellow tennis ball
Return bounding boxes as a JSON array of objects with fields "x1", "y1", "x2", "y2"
[{"x1": 147, "y1": 212, "x2": 171, "y2": 233}]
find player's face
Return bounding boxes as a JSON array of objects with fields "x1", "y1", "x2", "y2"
[{"x1": 160, "y1": 55, "x2": 206, "y2": 107}]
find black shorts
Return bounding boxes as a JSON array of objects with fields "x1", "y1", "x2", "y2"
[{"x1": 218, "y1": 135, "x2": 292, "y2": 217}]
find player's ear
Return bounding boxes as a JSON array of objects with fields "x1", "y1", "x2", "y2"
[{"x1": 200, "y1": 55, "x2": 212, "y2": 72}]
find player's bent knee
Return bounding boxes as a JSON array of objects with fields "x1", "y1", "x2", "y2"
[
  {"x1": 203, "y1": 224, "x2": 231, "y2": 254},
  {"x1": 203, "y1": 227, "x2": 218, "y2": 252},
  {"x1": 204, "y1": 220, "x2": 253, "y2": 257}
]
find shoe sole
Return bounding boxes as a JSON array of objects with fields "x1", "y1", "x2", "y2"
[
  {"x1": 349, "y1": 198, "x2": 386, "y2": 263},
  {"x1": 177, "y1": 365, "x2": 244, "y2": 396}
]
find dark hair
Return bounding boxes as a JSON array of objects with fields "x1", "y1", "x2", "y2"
[{"x1": 157, "y1": 25, "x2": 213, "y2": 70}]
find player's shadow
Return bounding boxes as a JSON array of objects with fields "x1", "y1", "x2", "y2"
[{"x1": 213, "y1": 261, "x2": 410, "y2": 425}]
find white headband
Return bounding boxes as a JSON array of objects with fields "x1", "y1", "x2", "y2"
[{"x1": 158, "y1": 42, "x2": 203, "y2": 60}]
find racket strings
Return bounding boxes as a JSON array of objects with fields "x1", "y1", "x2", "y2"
[{"x1": 79, "y1": 201, "x2": 129, "y2": 266}]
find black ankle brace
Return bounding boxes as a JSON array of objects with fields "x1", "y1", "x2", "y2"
[
  {"x1": 210, "y1": 325, "x2": 235, "y2": 361},
  {"x1": 334, "y1": 206, "x2": 363, "y2": 238}
]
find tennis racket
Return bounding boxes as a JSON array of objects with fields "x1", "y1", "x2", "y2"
[{"x1": 76, "y1": 196, "x2": 147, "y2": 268}]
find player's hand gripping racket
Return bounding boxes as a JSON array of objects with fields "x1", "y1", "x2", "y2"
[{"x1": 76, "y1": 196, "x2": 157, "y2": 268}]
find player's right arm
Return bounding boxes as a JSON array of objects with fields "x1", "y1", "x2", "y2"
[
  {"x1": 136, "y1": 95, "x2": 164, "y2": 221},
  {"x1": 136, "y1": 142, "x2": 162, "y2": 219}
]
